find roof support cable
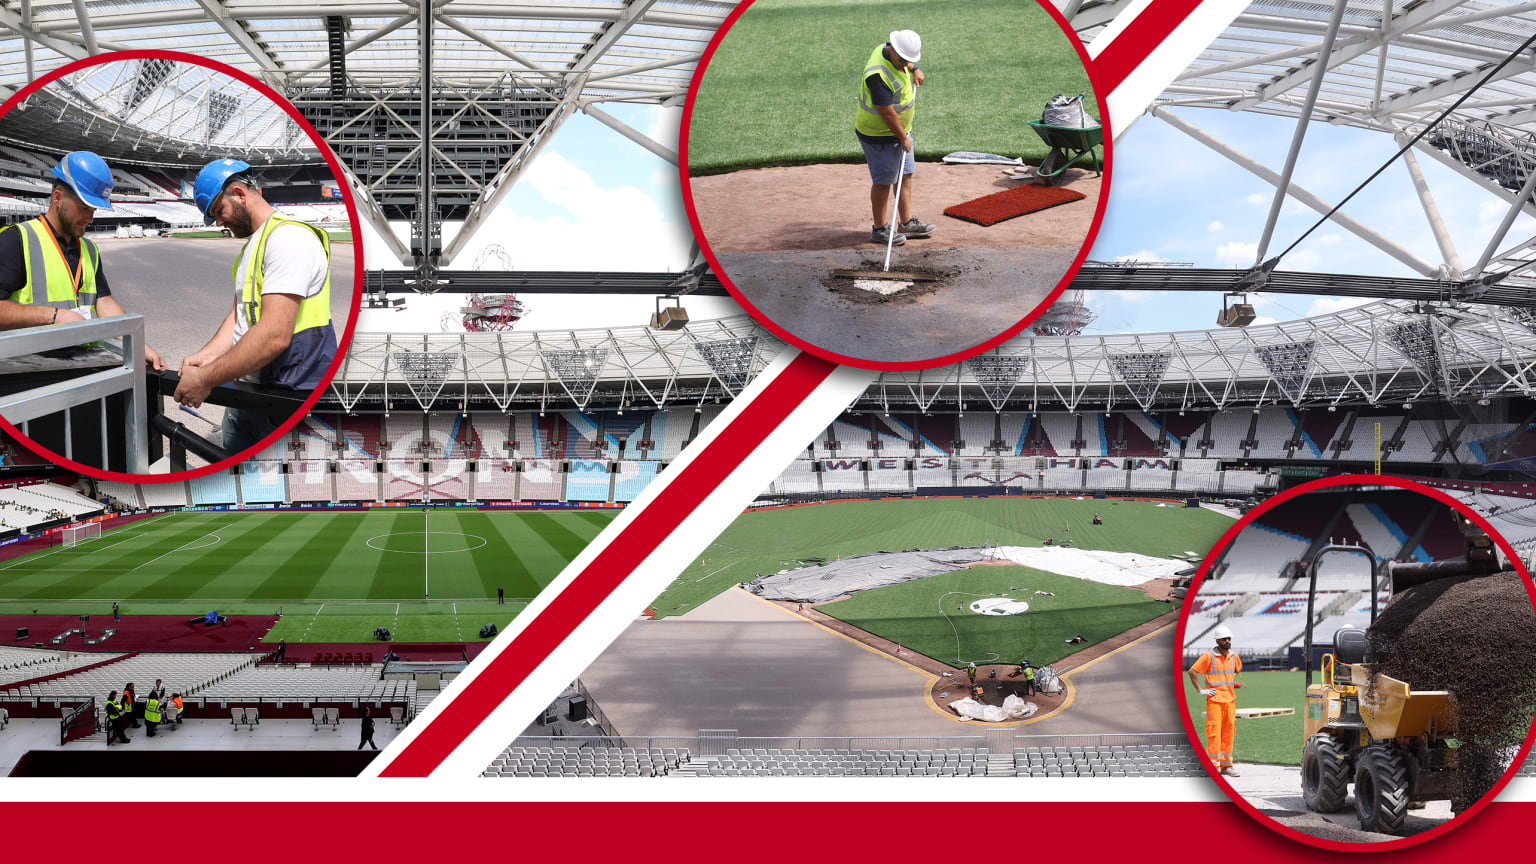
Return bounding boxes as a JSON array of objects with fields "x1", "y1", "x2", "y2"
[{"x1": 1270, "y1": 28, "x2": 1536, "y2": 269}]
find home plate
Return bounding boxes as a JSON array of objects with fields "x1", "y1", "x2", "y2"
[
  {"x1": 1236, "y1": 708, "x2": 1295, "y2": 719},
  {"x1": 852, "y1": 278, "x2": 913, "y2": 294},
  {"x1": 834, "y1": 269, "x2": 936, "y2": 295}
]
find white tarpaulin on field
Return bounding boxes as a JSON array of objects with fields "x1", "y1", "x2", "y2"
[
  {"x1": 746, "y1": 545, "x2": 1185, "y2": 603},
  {"x1": 950, "y1": 694, "x2": 1038, "y2": 722},
  {"x1": 992, "y1": 545, "x2": 1189, "y2": 586}
]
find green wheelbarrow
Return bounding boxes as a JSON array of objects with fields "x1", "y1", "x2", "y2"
[{"x1": 1027, "y1": 121, "x2": 1103, "y2": 186}]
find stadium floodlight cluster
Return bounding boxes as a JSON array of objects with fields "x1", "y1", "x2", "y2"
[
  {"x1": 1107, "y1": 352, "x2": 1173, "y2": 409},
  {"x1": 691, "y1": 335, "x2": 760, "y2": 395},
  {"x1": 1253, "y1": 342, "x2": 1316, "y2": 403},
  {"x1": 325, "y1": 317, "x2": 777, "y2": 414},
  {"x1": 966, "y1": 355, "x2": 1032, "y2": 409},
  {"x1": 390, "y1": 350, "x2": 461, "y2": 407},
  {"x1": 541, "y1": 348, "x2": 611, "y2": 407},
  {"x1": 1387, "y1": 319, "x2": 1465, "y2": 398}
]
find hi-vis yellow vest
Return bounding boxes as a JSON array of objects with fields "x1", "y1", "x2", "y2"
[
  {"x1": 855, "y1": 44, "x2": 916, "y2": 138},
  {"x1": 2, "y1": 217, "x2": 101, "y2": 314},
  {"x1": 234, "y1": 214, "x2": 336, "y2": 389}
]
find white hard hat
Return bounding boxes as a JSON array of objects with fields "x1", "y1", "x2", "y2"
[
  {"x1": 890, "y1": 30, "x2": 921, "y2": 63},
  {"x1": 1213, "y1": 624, "x2": 1233, "y2": 642}
]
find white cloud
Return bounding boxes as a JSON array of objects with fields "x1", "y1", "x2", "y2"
[
  {"x1": 1118, "y1": 290, "x2": 1170, "y2": 304},
  {"x1": 1306, "y1": 296, "x2": 1375, "y2": 317},
  {"x1": 1287, "y1": 248, "x2": 1322, "y2": 271},
  {"x1": 1244, "y1": 193, "x2": 1266, "y2": 206},
  {"x1": 1249, "y1": 315, "x2": 1280, "y2": 327},
  {"x1": 1215, "y1": 240, "x2": 1258, "y2": 265},
  {"x1": 1477, "y1": 198, "x2": 1508, "y2": 231},
  {"x1": 452, "y1": 150, "x2": 693, "y2": 273},
  {"x1": 1207, "y1": 221, "x2": 1223, "y2": 233},
  {"x1": 1113, "y1": 249, "x2": 1168, "y2": 263},
  {"x1": 646, "y1": 106, "x2": 682, "y2": 152},
  {"x1": 1317, "y1": 233, "x2": 1342, "y2": 245}
]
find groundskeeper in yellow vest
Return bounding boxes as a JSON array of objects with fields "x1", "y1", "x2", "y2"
[{"x1": 855, "y1": 43, "x2": 916, "y2": 138}]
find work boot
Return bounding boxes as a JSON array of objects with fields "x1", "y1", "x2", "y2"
[
  {"x1": 871, "y1": 223, "x2": 906, "y2": 246},
  {"x1": 898, "y1": 217, "x2": 936, "y2": 238},
  {"x1": 1220, "y1": 766, "x2": 1241, "y2": 778}
]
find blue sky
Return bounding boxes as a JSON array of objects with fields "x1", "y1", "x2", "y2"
[
  {"x1": 359, "y1": 102, "x2": 742, "y2": 332},
  {"x1": 1082, "y1": 107, "x2": 1535, "y2": 333},
  {"x1": 356, "y1": 101, "x2": 1536, "y2": 335}
]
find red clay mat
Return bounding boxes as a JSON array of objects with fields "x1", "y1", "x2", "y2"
[{"x1": 943, "y1": 183, "x2": 1086, "y2": 227}]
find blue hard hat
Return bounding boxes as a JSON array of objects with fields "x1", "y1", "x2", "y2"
[
  {"x1": 50, "y1": 151, "x2": 114, "y2": 210},
  {"x1": 194, "y1": 158, "x2": 252, "y2": 225}
]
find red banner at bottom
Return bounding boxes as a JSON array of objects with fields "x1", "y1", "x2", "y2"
[{"x1": 1, "y1": 801, "x2": 1531, "y2": 856}]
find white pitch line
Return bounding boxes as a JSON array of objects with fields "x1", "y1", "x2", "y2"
[{"x1": 126, "y1": 525, "x2": 230, "y2": 573}]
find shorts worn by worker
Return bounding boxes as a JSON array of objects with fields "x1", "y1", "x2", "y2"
[
  {"x1": 1204, "y1": 700, "x2": 1236, "y2": 769},
  {"x1": 222, "y1": 405, "x2": 280, "y2": 454},
  {"x1": 860, "y1": 135, "x2": 915, "y2": 186}
]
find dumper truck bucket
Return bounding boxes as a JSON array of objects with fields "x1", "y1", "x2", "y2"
[{"x1": 1351, "y1": 663, "x2": 1455, "y2": 740}]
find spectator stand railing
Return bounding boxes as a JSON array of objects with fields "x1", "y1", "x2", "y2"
[{"x1": 0, "y1": 315, "x2": 147, "y2": 472}]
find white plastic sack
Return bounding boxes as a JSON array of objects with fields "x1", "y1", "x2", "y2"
[
  {"x1": 1034, "y1": 665, "x2": 1065, "y2": 694},
  {"x1": 950, "y1": 696, "x2": 1038, "y2": 723},
  {"x1": 942, "y1": 152, "x2": 1024, "y2": 165},
  {"x1": 1042, "y1": 94, "x2": 1100, "y2": 129}
]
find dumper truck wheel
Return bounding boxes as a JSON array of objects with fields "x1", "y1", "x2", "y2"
[
  {"x1": 1355, "y1": 745, "x2": 1409, "y2": 835},
  {"x1": 1302, "y1": 733, "x2": 1350, "y2": 812}
]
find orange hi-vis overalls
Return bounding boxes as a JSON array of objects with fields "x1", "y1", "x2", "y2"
[{"x1": 1191, "y1": 649, "x2": 1241, "y2": 768}]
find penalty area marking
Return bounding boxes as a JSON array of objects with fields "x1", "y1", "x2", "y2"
[{"x1": 365, "y1": 532, "x2": 488, "y2": 554}]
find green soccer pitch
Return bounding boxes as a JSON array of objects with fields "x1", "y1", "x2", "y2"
[
  {"x1": 686, "y1": 0, "x2": 1097, "y2": 174},
  {"x1": 820, "y1": 563, "x2": 1169, "y2": 668},
  {"x1": 651, "y1": 496, "x2": 1233, "y2": 618},
  {"x1": 0, "y1": 509, "x2": 616, "y2": 642},
  {"x1": 1182, "y1": 670, "x2": 1306, "y2": 765}
]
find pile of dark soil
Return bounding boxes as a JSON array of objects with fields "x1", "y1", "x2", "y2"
[{"x1": 1366, "y1": 572, "x2": 1536, "y2": 809}]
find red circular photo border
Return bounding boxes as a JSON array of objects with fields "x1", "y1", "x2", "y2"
[
  {"x1": 1171, "y1": 473, "x2": 1536, "y2": 852},
  {"x1": 678, "y1": 0, "x2": 1111, "y2": 372},
  {"x1": 0, "y1": 49, "x2": 363, "y2": 483}
]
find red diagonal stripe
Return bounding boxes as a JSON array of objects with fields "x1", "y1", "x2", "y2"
[
  {"x1": 1093, "y1": 0, "x2": 1205, "y2": 93},
  {"x1": 380, "y1": 351, "x2": 839, "y2": 776}
]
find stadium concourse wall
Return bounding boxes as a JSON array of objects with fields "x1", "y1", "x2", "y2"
[{"x1": 762, "y1": 457, "x2": 1274, "y2": 498}]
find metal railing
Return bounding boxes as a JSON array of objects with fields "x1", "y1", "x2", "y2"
[
  {"x1": 1012, "y1": 732, "x2": 1188, "y2": 749},
  {"x1": 508, "y1": 732, "x2": 993, "y2": 753},
  {"x1": 0, "y1": 315, "x2": 147, "y2": 472},
  {"x1": 573, "y1": 678, "x2": 621, "y2": 740}
]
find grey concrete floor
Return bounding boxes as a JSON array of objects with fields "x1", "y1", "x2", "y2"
[
  {"x1": 0, "y1": 716, "x2": 400, "y2": 776},
  {"x1": 98, "y1": 236, "x2": 356, "y2": 365},
  {"x1": 580, "y1": 587, "x2": 1183, "y2": 739},
  {"x1": 1228, "y1": 761, "x2": 1454, "y2": 842},
  {"x1": 720, "y1": 244, "x2": 1074, "y2": 365},
  {"x1": 93, "y1": 236, "x2": 356, "y2": 470}
]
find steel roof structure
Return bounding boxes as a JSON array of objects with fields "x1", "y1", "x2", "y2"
[
  {"x1": 323, "y1": 314, "x2": 776, "y2": 412},
  {"x1": 327, "y1": 298, "x2": 1536, "y2": 412},
  {"x1": 1057, "y1": 1, "x2": 1536, "y2": 309},
  {"x1": 0, "y1": 0, "x2": 727, "y2": 270},
  {"x1": 0, "y1": 56, "x2": 319, "y2": 162}
]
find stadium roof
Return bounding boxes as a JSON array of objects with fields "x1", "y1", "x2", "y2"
[
  {"x1": 0, "y1": 1, "x2": 728, "y2": 264},
  {"x1": 0, "y1": 0, "x2": 722, "y2": 98},
  {"x1": 0, "y1": 57, "x2": 320, "y2": 163},
  {"x1": 327, "y1": 315, "x2": 777, "y2": 412},
  {"x1": 334, "y1": 298, "x2": 1536, "y2": 412}
]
